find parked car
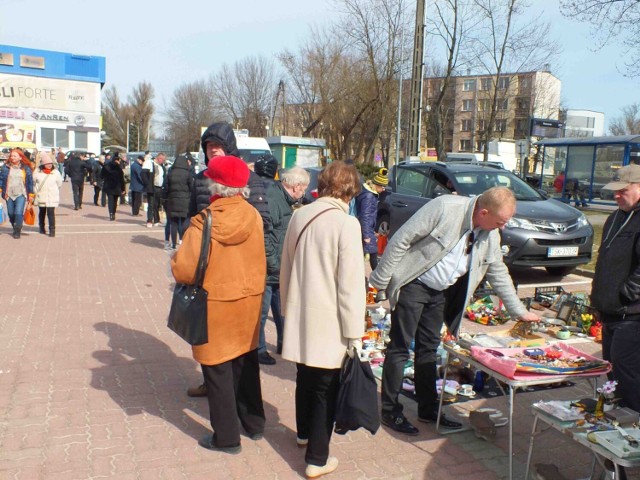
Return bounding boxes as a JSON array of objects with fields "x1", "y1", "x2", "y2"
[
  {"x1": 302, "y1": 166, "x2": 323, "y2": 203},
  {"x1": 377, "y1": 161, "x2": 594, "y2": 276}
]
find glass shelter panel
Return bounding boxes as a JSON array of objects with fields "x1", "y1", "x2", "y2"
[
  {"x1": 566, "y1": 145, "x2": 594, "y2": 201},
  {"x1": 594, "y1": 144, "x2": 625, "y2": 200},
  {"x1": 541, "y1": 145, "x2": 567, "y2": 198}
]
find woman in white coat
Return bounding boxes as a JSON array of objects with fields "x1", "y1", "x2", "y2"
[
  {"x1": 280, "y1": 161, "x2": 366, "y2": 479},
  {"x1": 33, "y1": 152, "x2": 63, "y2": 237}
]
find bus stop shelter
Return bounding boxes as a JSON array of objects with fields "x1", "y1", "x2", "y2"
[{"x1": 534, "y1": 135, "x2": 640, "y2": 205}]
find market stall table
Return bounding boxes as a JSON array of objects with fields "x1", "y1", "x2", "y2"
[
  {"x1": 438, "y1": 343, "x2": 609, "y2": 480},
  {"x1": 525, "y1": 401, "x2": 640, "y2": 480}
]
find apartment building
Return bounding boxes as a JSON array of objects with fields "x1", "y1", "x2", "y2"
[{"x1": 424, "y1": 70, "x2": 561, "y2": 153}]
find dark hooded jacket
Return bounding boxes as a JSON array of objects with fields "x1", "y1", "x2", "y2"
[
  {"x1": 65, "y1": 155, "x2": 92, "y2": 183},
  {"x1": 101, "y1": 160, "x2": 125, "y2": 196},
  {"x1": 165, "y1": 155, "x2": 193, "y2": 218},
  {"x1": 188, "y1": 123, "x2": 270, "y2": 230}
]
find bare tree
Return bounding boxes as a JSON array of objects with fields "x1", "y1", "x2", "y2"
[
  {"x1": 101, "y1": 86, "x2": 128, "y2": 149},
  {"x1": 560, "y1": 0, "x2": 640, "y2": 76},
  {"x1": 127, "y1": 82, "x2": 155, "y2": 151},
  {"x1": 212, "y1": 56, "x2": 277, "y2": 136},
  {"x1": 164, "y1": 79, "x2": 222, "y2": 153},
  {"x1": 466, "y1": 0, "x2": 559, "y2": 161},
  {"x1": 609, "y1": 103, "x2": 640, "y2": 135}
]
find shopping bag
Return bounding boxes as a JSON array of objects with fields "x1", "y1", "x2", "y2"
[
  {"x1": 0, "y1": 201, "x2": 6, "y2": 225},
  {"x1": 23, "y1": 205, "x2": 35, "y2": 226},
  {"x1": 334, "y1": 348, "x2": 380, "y2": 435}
]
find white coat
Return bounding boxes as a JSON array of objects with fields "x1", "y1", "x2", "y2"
[
  {"x1": 33, "y1": 169, "x2": 63, "y2": 207},
  {"x1": 280, "y1": 197, "x2": 366, "y2": 369}
]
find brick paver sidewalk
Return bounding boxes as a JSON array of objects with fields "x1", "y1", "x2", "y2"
[{"x1": 0, "y1": 183, "x2": 635, "y2": 479}]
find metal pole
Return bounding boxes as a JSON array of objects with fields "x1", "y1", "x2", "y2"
[
  {"x1": 394, "y1": 9, "x2": 406, "y2": 167},
  {"x1": 407, "y1": 0, "x2": 427, "y2": 157},
  {"x1": 126, "y1": 120, "x2": 130, "y2": 152}
]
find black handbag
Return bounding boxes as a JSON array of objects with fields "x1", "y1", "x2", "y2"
[
  {"x1": 334, "y1": 348, "x2": 380, "y2": 435},
  {"x1": 167, "y1": 210, "x2": 211, "y2": 345}
]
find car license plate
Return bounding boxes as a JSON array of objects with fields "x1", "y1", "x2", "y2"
[{"x1": 547, "y1": 246, "x2": 579, "y2": 257}]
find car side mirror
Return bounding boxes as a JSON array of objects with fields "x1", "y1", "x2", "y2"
[{"x1": 537, "y1": 189, "x2": 548, "y2": 199}]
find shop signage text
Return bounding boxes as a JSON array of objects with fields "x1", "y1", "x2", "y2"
[{"x1": 30, "y1": 112, "x2": 69, "y2": 122}]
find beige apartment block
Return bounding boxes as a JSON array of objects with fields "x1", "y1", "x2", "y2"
[{"x1": 424, "y1": 70, "x2": 561, "y2": 153}]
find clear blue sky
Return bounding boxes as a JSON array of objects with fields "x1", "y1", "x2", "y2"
[{"x1": 3, "y1": 0, "x2": 637, "y2": 132}]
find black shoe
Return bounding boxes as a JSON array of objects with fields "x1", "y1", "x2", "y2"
[
  {"x1": 94, "y1": 202, "x2": 99, "y2": 206},
  {"x1": 198, "y1": 435, "x2": 241, "y2": 454},
  {"x1": 49, "y1": 228, "x2": 55, "y2": 238},
  {"x1": 418, "y1": 412, "x2": 463, "y2": 429},
  {"x1": 381, "y1": 414, "x2": 419, "y2": 435},
  {"x1": 186, "y1": 383, "x2": 207, "y2": 397},
  {"x1": 74, "y1": 207, "x2": 79, "y2": 211},
  {"x1": 277, "y1": 344, "x2": 282, "y2": 355},
  {"x1": 258, "y1": 351, "x2": 276, "y2": 365},
  {"x1": 248, "y1": 431, "x2": 264, "y2": 440},
  {"x1": 39, "y1": 226, "x2": 46, "y2": 234}
]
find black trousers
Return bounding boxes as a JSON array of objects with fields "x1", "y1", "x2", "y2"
[
  {"x1": 38, "y1": 206, "x2": 55, "y2": 229},
  {"x1": 201, "y1": 349, "x2": 265, "y2": 448},
  {"x1": 381, "y1": 280, "x2": 445, "y2": 419},
  {"x1": 107, "y1": 194, "x2": 120, "y2": 217},
  {"x1": 602, "y1": 320, "x2": 640, "y2": 411},
  {"x1": 295, "y1": 363, "x2": 340, "y2": 466},
  {"x1": 131, "y1": 191, "x2": 143, "y2": 215},
  {"x1": 71, "y1": 181, "x2": 84, "y2": 208},
  {"x1": 93, "y1": 186, "x2": 106, "y2": 206},
  {"x1": 146, "y1": 188, "x2": 163, "y2": 224},
  {"x1": 169, "y1": 217, "x2": 187, "y2": 246}
]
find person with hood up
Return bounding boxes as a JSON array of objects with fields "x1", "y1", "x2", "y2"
[
  {"x1": 164, "y1": 154, "x2": 193, "y2": 250},
  {"x1": 100, "y1": 153, "x2": 126, "y2": 221},
  {"x1": 33, "y1": 152, "x2": 63, "y2": 237},
  {"x1": 185, "y1": 122, "x2": 270, "y2": 397},
  {"x1": 171, "y1": 155, "x2": 266, "y2": 454},
  {"x1": 0, "y1": 148, "x2": 34, "y2": 239},
  {"x1": 355, "y1": 167, "x2": 388, "y2": 271}
]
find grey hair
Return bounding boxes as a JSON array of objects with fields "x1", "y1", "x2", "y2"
[
  {"x1": 280, "y1": 166, "x2": 310, "y2": 187},
  {"x1": 207, "y1": 179, "x2": 251, "y2": 199}
]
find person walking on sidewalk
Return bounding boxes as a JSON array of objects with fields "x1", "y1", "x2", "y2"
[
  {"x1": 91, "y1": 155, "x2": 106, "y2": 207},
  {"x1": 33, "y1": 152, "x2": 63, "y2": 237},
  {"x1": 142, "y1": 153, "x2": 167, "y2": 227},
  {"x1": 56, "y1": 147, "x2": 66, "y2": 181},
  {"x1": 0, "y1": 148, "x2": 35, "y2": 239},
  {"x1": 65, "y1": 152, "x2": 92, "y2": 210},
  {"x1": 171, "y1": 155, "x2": 266, "y2": 455},
  {"x1": 279, "y1": 161, "x2": 365, "y2": 479},
  {"x1": 164, "y1": 154, "x2": 193, "y2": 250},
  {"x1": 101, "y1": 153, "x2": 126, "y2": 221},
  {"x1": 129, "y1": 155, "x2": 145, "y2": 216},
  {"x1": 369, "y1": 187, "x2": 539, "y2": 435}
]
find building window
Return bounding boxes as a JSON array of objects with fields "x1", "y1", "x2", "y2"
[
  {"x1": 495, "y1": 119, "x2": 507, "y2": 133},
  {"x1": 516, "y1": 98, "x2": 530, "y2": 113},
  {"x1": 478, "y1": 99, "x2": 491, "y2": 112},
  {"x1": 460, "y1": 139, "x2": 472, "y2": 151},
  {"x1": 515, "y1": 119, "x2": 529, "y2": 135},
  {"x1": 480, "y1": 78, "x2": 492, "y2": 91},
  {"x1": 518, "y1": 75, "x2": 531, "y2": 91},
  {"x1": 497, "y1": 77, "x2": 510, "y2": 89},
  {"x1": 462, "y1": 99, "x2": 473, "y2": 112},
  {"x1": 475, "y1": 141, "x2": 484, "y2": 152},
  {"x1": 75, "y1": 131, "x2": 88, "y2": 149},
  {"x1": 41, "y1": 128, "x2": 69, "y2": 148},
  {"x1": 477, "y1": 119, "x2": 487, "y2": 131},
  {"x1": 498, "y1": 98, "x2": 508, "y2": 111},
  {"x1": 462, "y1": 79, "x2": 476, "y2": 91},
  {"x1": 461, "y1": 119, "x2": 473, "y2": 131}
]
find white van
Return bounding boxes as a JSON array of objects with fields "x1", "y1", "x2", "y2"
[{"x1": 234, "y1": 131, "x2": 271, "y2": 164}]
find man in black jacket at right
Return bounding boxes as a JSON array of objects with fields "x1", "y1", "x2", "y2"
[
  {"x1": 65, "y1": 152, "x2": 93, "y2": 210},
  {"x1": 185, "y1": 122, "x2": 270, "y2": 397},
  {"x1": 591, "y1": 164, "x2": 640, "y2": 415}
]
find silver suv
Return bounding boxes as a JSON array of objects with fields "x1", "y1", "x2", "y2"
[{"x1": 377, "y1": 161, "x2": 594, "y2": 276}]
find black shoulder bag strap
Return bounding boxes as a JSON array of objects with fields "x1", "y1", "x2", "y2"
[
  {"x1": 194, "y1": 210, "x2": 212, "y2": 287},
  {"x1": 294, "y1": 208, "x2": 339, "y2": 250}
]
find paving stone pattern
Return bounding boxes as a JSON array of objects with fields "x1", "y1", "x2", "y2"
[{"x1": 0, "y1": 186, "x2": 637, "y2": 479}]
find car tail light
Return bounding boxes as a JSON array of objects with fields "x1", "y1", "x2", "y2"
[{"x1": 311, "y1": 189, "x2": 318, "y2": 199}]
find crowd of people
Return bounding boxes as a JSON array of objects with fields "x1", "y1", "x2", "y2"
[{"x1": 3, "y1": 122, "x2": 638, "y2": 479}]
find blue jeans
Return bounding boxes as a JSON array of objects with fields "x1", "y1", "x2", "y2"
[
  {"x1": 258, "y1": 284, "x2": 284, "y2": 353},
  {"x1": 6, "y1": 195, "x2": 26, "y2": 228}
]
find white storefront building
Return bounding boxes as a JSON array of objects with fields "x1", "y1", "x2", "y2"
[{"x1": 0, "y1": 45, "x2": 105, "y2": 154}]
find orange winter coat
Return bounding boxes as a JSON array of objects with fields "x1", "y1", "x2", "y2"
[{"x1": 171, "y1": 196, "x2": 266, "y2": 366}]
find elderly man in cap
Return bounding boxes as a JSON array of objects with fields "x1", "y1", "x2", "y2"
[
  {"x1": 171, "y1": 155, "x2": 266, "y2": 454},
  {"x1": 591, "y1": 164, "x2": 640, "y2": 414}
]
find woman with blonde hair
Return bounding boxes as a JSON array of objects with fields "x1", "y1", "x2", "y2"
[
  {"x1": 33, "y1": 152, "x2": 63, "y2": 237},
  {"x1": 0, "y1": 149, "x2": 34, "y2": 238},
  {"x1": 280, "y1": 161, "x2": 366, "y2": 478}
]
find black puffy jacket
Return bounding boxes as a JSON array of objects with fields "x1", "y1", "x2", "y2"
[
  {"x1": 165, "y1": 155, "x2": 193, "y2": 218},
  {"x1": 100, "y1": 161, "x2": 125, "y2": 196},
  {"x1": 65, "y1": 156, "x2": 92, "y2": 183}
]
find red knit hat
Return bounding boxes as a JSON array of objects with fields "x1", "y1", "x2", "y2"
[{"x1": 203, "y1": 155, "x2": 250, "y2": 188}]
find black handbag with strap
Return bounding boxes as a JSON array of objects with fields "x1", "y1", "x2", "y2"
[{"x1": 167, "y1": 210, "x2": 211, "y2": 345}]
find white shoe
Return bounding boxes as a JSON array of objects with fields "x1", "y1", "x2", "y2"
[
  {"x1": 154, "y1": 222, "x2": 162, "y2": 227},
  {"x1": 296, "y1": 436, "x2": 308, "y2": 448},
  {"x1": 146, "y1": 222, "x2": 153, "y2": 228},
  {"x1": 164, "y1": 241, "x2": 171, "y2": 250},
  {"x1": 305, "y1": 457, "x2": 338, "y2": 478}
]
